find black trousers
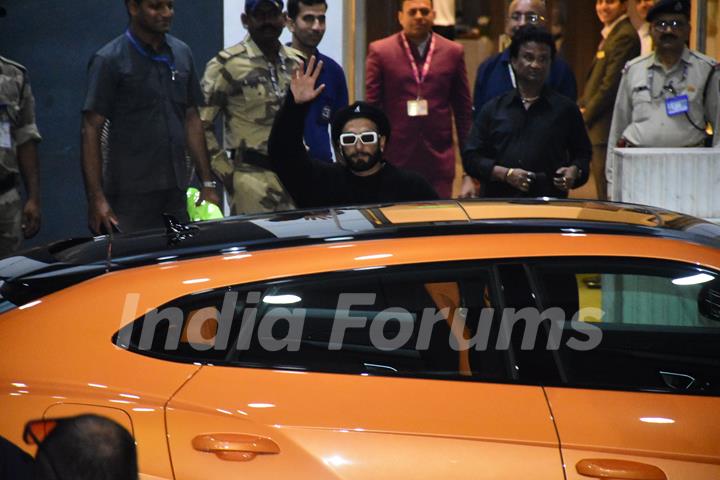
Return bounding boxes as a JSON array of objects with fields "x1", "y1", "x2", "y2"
[{"x1": 107, "y1": 188, "x2": 189, "y2": 233}]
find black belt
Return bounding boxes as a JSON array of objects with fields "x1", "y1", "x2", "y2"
[
  {"x1": 231, "y1": 149, "x2": 272, "y2": 171},
  {"x1": 0, "y1": 174, "x2": 18, "y2": 195}
]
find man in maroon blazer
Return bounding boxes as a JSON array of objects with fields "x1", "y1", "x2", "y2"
[{"x1": 365, "y1": 0, "x2": 473, "y2": 199}]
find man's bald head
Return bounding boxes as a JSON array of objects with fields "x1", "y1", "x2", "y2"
[{"x1": 506, "y1": 0, "x2": 547, "y2": 37}]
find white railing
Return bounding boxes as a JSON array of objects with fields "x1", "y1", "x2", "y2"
[{"x1": 609, "y1": 148, "x2": 720, "y2": 223}]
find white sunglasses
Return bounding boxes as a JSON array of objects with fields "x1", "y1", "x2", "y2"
[{"x1": 339, "y1": 131, "x2": 379, "y2": 146}]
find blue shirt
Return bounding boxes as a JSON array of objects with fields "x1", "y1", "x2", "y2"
[
  {"x1": 304, "y1": 51, "x2": 348, "y2": 163},
  {"x1": 473, "y1": 49, "x2": 577, "y2": 118}
]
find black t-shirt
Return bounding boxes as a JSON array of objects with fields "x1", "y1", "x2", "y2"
[{"x1": 269, "y1": 94, "x2": 438, "y2": 208}]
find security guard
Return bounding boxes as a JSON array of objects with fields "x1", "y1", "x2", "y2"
[
  {"x1": 201, "y1": 0, "x2": 303, "y2": 215},
  {"x1": 0, "y1": 53, "x2": 42, "y2": 257},
  {"x1": 608, "y1": 0, "x2": 719, "y2": 151}
]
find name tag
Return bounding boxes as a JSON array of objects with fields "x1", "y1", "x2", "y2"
[
  {"x1": 665, "y1": 95, "x2": 689, "y2": 117},
  {"x1": 407, "y1": 99, "x2": 429, "y2": 117},
  {"x1": 0, "y1": 121, "x2": 11, "y2": 149}
]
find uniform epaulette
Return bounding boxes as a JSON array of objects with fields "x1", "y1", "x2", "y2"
[
  {"x1": 625, "y1": 52, "x2": 653, "y2": 70},
  {"x1": 689, "y1": 49, "x2": 717, "y2": 68},
  {"x1": 0, "y1": 56, "x2": 28, "y2": 73},
  {"x1": 285, "y1": 46, "x2": 306, "y2": 62},
  {"x1": 215, "y1": 44, "x2": 247, "y2": 65}
]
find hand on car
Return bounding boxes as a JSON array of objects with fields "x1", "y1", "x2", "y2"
[
  {"x1": 291, "y1": 56, "x2": 326, "y2": 105},
  {"x1": 88, "y1": 194, "x2": 120, "y2": 235}
]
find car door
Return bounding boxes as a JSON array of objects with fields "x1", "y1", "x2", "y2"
[
  {"x1": 127, "y1": 262, "x2": 567, "y2": 479},
  {"x1": 527, "y1": 258, "x2": 720, "y2": 480}
]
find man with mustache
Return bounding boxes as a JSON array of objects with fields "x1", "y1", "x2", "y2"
[
  {"x1": 473, "y1": 0, "x2": 577, "y2": 116},
  {"x1": 269, "y1": 57, "x2": 438, "y2": 207},
  {"x1": 82, "y1": 0, "x2": 219, "y2": 234},
  {"x1": 286, "y1": 0, "x2": 348, "y2": 164},
  {"x1": 608, "y1": 0, "x2": 719, "y2": 153},
  {"x1": 365, "y1": 0, "x2": 473, "y2": 199},
  {"x1": 462, "y1": 26, "x2": 591, "y2": 199},
  {"x1": 201, "y1": 0, "x2": 303, "y2": 215}
]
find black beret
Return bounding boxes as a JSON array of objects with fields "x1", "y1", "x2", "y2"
[
  {"x1": 331, "y1": 102, "x2": 392, "y2": 145},
  {"x1": 647, "y1": 0, "x2": 691, "y2": 22}
]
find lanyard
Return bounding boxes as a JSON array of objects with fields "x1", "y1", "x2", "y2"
[
  {"x1": 125, "y1": 29, "x2": 178, "y2": 81},
  {"x1": 400, "y1": 33, "x2": 436, "y2": 98},
  {"x1": 267, "y1": 59, "x2": 289, "y2": 98},
  {"x1": 647, "y1": 61, "x2": 688, "y2": 99}
]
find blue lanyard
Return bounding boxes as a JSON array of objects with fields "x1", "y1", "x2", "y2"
[{"x1": 125, "y1": 29, "x2": 177, "y2": 80}]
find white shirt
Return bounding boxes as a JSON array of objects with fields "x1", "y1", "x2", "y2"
[
  {"x1": 638, "y1": 22, "x2": 653, "y2": 56},
  {"x1": 433, "y1": 0, "x2": 456, "y2": 27}
]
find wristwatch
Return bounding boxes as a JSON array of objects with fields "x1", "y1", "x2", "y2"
[{"x1": 202, "y1": 180, "x2": 217, "y2": 189}]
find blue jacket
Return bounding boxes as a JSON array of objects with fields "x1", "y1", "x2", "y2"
[
  {"x1": 473, "y1": 48, "x2": 577, "y2": 118},
  {"x1": 304, "y1": 51, "x2": 349, "y2": 163}
]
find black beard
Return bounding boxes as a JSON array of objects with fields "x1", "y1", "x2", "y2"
[{"x1": 346, "y1": 149, "x2": 383, "y2": 173}]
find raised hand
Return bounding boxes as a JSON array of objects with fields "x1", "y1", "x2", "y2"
[{"x1": 290, "y1": 56, "x2": 326, "y2": 105}]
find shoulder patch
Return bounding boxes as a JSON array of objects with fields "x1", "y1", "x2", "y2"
[
  {"x1": 216, "y1": 44, "x2": 247, "y2": 64},
  {"x1": 689, "y1": 49, "x2": 717, "y2": 68}
]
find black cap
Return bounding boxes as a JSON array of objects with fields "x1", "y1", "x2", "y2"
[
  {"x1": 331, "y1": 102, "x2": 392, "y2": 145},
  {"x1": 647, "y1": 0, "x2": 691, "y2": 22}
]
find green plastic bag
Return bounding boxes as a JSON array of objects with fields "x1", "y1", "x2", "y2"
[{"x1": 186, "y1": 188, "x2": 224, "y2": 222}]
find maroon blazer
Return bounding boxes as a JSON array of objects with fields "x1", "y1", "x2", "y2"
[{"x1": 366, "y1": 32, "x2": 472, "y2": 198}]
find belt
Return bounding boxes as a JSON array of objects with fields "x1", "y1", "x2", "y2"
[
  {"x1": 0, "y1": 173, "x2": 18, "y2": 195},
  {"x1": 230, "y1": 149, "x2": 272, "y2": 171}
]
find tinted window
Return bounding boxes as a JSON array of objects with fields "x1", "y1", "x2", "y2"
[
  {"x1": 531, "y1": 259, "x2": 720, "y2": 395},
  {"x1": 116, "y1": 263, "x2": 521, "y2": 382}
]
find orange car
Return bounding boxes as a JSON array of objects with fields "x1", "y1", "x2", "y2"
[{"x1": 1, "y1": 199, "x2": 719, "y2": 480}]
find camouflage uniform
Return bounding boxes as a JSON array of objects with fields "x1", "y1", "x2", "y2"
[
  {"x1": 0, "y1": 56, "x2": 41, "y2": 257},
  {"x1": 201, "y1": 37, "x2": 303, "y2": 215}
]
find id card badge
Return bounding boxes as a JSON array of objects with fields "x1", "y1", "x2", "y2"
[
  {"x1": 0, "y1": 121, "x2": 11, "y2": 149},
  {"x1": 407, "y1": 99, "x2": 429, "y2": 117},
  {"x1": 666, "y1": 95, "x2": 690, "y2": 117}
]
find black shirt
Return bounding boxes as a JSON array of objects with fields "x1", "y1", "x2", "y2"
[
  {"x1": 83, "y1": 31, "x2": 203, "y2": 195},
  {"x1": 269, "y1": 94, "x2": 438, "y2": 208},
  {"x1": 462, "y1": 87, "x2": 591, "y2": 198}
]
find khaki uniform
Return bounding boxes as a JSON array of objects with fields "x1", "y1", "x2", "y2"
[
  {"x1": 200, "y1": 37, "x2": 303, "y2": 215},
  {"x1": 607, "y1": 48, "x2": 719, "y2": 191},
  {"x1": 609, "y1": 48, "x2": 719, "y2": 150},
  {"x1": 0, "y1": 56, "x2": 41, "y2": 257}
]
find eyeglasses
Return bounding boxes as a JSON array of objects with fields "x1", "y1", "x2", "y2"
[
  {"x1": 339, "y1": 132, "x2": 379, "y2": 146},
  {"x1": 653, "y1": 19, "x2": 687, "y2": 31},
  {"x1": 510, "y1": 12, "x2": 545, "y2": 24}
]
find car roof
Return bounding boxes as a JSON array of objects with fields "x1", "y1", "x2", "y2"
[{"x1": 1, "y1": 199, "x2": 719, "y2": 305}]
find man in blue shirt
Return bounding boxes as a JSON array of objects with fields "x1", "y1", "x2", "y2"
[
  {"x1": 287, "y1": 0, "x2": 348, "y2": 163},
  {"x1": 473, "y1": 0, "x2": 577, "y2": 117}
]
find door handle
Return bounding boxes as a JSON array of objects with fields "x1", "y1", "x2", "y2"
[
  {"x1": 192, "y1": 434, "x2": 280, "y2": 462},
  {"x1": 576, "y1": 459, "x2": 667, "y2": 480}
]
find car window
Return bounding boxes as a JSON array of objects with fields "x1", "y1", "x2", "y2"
[
  {"x1": 530, "y1": 259, "x2": 720, "y2": 395},
  {"x1": 115, "y1": 263, "x2": 526, "y2": 383}
]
